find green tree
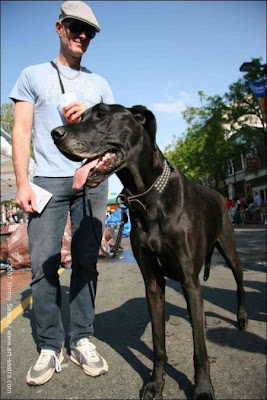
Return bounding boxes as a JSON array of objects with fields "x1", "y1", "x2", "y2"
[
  {"x1": 1, "y1": 103, "x2": 14, "y2": 139},
  {"x1": 224, "y1": 57, "x2": 266, "y2": 164},
  {"x1": 1, "y1": 102, "x2": 35, "y2": 159},
  {"x1": 165, "y1": 57, "x2": 266, "y2": 189},
  {"x1": 225, "y1": 58, "x2": 266, "y2": 131},
  {"x1": 165, "y1": 92, "x2": 232, "y2": 188}
]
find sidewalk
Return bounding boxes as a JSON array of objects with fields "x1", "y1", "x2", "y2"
[{"x1": 233, "y1": 222, "x2": 266, "y2": 229}]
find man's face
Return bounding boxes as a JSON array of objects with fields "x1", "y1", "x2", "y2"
[{"x1": 56, "y1": 18, "x2": 93, "y2": 57}]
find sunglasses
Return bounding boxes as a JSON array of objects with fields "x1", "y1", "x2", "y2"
[{"x1": 63, "y1": 21, "x2": 96, "y2": 40}]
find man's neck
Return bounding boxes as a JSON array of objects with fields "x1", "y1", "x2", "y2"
[{"x1": 57, "y1": 53, "x2": 81, "y2": 70}]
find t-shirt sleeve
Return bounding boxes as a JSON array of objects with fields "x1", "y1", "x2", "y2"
[
  {"x1": 9, "y1": 67, "x2": 36, "y2": 104},
  {"x1": 101, "y1": 79, "x2": 115, "y2": 104}
]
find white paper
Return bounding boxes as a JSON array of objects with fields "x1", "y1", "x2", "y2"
[{"x1": 30, "y1": 183, "x2": 53, "y2": 214}]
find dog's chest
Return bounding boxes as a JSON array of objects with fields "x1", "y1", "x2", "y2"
[
  {"x1": 143, "y1": 233, "x2": 179, "y2": 278},
  {"x1": 131, "y1": 213, "x2": 183, "y2": 280},
  {"x1": 132, "y1": 212, "x2": 171, "y2": 254},
  {"x1": 139, "y1": 226, "x2": 174, "y2": 260},
  {"x1": 144, "y1": 232, "x2": 163, "y2": 253}
]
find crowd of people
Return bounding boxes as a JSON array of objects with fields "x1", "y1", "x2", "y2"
[{"x1": 225, "y1": 192, "x2": 265, "y2": 224}]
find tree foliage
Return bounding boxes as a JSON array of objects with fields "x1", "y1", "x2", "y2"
[
  {"x1": 1, "y1": 102, "x2": 35, "y2": 159},
  {"x1": 224, "y1": 58, "x2": 266, "y2": 159},
  {"x1": 165, "y1": 92, "x2": 232, "y2": 187},
  {"x1": 164, "y1": 58, "x2": 266, "y2": 189},
  {"x1": 226, "y1": 58, "x2": 266, "y2": 130},
  {"x1": 1, "y1": 103, "x2": 14, "y2": 139}
]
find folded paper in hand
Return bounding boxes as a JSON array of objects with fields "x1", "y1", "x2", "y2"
[{"x1": 30, "y1": 183, "x2": 53, "y2": 213}]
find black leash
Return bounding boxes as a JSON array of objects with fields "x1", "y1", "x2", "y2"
[
  {"x1": 85, "y1": 188, "x2": 127, "y2": 259},
  {"x1": 50, "y1": 61, "x2": 65, "y2": 94},
  {"x1": 50, "y1": 62, "x2": 102, "y2": 256},
  {"x1": 51, "y1": 60, "x2": 126, "y2": 259}
]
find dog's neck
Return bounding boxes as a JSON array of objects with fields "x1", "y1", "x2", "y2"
[{"x1": 117, "y1": 149, "x2": 171, "y2": 212}]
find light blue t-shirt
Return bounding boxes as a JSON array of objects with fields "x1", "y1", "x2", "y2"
[{"x1": 10, "y1": 62, "x2": 115, "y2": 177}]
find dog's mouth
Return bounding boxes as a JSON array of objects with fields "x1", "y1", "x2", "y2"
[{"x1": 73, "y1": 149, "x2": 123, "y2": 189}]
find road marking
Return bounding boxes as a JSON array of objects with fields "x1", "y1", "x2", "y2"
[
  {"x1": 1, "y1": 268, "x2": 65, "y2": 332},
  {"x1": 1, "y1": 295, "x2": 33, "y2": 332}
]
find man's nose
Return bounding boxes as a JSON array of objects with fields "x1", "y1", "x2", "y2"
[{"x1": 79, "y1": 31, "x2": 88, "y2": 40}]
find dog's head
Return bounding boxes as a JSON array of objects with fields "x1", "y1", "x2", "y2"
[{"x1": 51, "y1": 103, "x2": 157, "y2": 188}]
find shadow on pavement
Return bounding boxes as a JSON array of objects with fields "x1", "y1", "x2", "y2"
[
  {"x1": 206, "y1": 327, "x2": 266, "y2": 355},
  {"x1": 167, "y1": 274, "x2": 266, "y2": 356},
  {"x1": 20, "y1": 285, "x2": 194, "y2": 399},
  {"x1": 93, "y1": 296, "x2": 194, "y2": 399},
  {"x1": 20, "y1": 256, "x2": 266, "y2": 399}
]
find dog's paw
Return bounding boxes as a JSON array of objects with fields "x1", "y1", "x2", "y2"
[
  {"x1": 142, "y1": 380, "x2": 164, "y2": 400},
  {"x1": 194, "y1": 381, "x2": 215, "y2": 400},
  {"x1": 237, "y1": 313, "x2": 248, "y2": 330},
  {"x1": 193, "y1": 388, "x2": 215, "y2": 400}
]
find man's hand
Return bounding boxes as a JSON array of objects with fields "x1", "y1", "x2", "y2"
[
  {"x1": 15, "y1": 183, "x2": 37, "y2": 214},
  {"x1": 63, "y1": 102, "x2": 87, "y2": 123}
]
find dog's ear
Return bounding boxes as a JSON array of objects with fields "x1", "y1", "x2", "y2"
[
  {"x1": 129, "y1": 106, "x2": 157, "y2": 145},
  {"x1": 80, "y1": 108, "x2": 91, "y2": 122}
]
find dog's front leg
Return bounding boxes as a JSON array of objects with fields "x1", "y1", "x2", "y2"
[
  {"x1": 140, "y1": 263, "x2": 166, "y2": 400},
  {"x1": 182, "y1": 276, "x2": 215, "y2": 400}
]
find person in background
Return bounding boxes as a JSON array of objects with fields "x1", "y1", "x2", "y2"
[
  {"x1": 254, "y1": 192, "x2": 262, "y2": 207},
  {"x1": 239, "y1": 195, "x2": 247, "y2": 210},
  {"x1": 225, "y1": 195, "x2": 234, "y2": 210},
  {"x1": 233, "y1": 197, "x2": 242, "y2": 224},
  {"x1": 225, "y1": 195, "x2": 234, "y2": 222},
  {"x1": 10, "y1": 1, "x2": 114, "y2": 386},
  {"x1": 239, "y1": 195, "x2": 248, "y2": 222}
]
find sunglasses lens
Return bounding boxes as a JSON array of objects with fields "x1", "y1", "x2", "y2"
[
  {"x1": 67, "y1": 22, "x2": 96, "y2": 39},
  {"x1": 69, "y1": 23, "x2": 80, "y2": 34},
  {"x1": 89, "y1": 30, "x2": 96, "y2": 39}
]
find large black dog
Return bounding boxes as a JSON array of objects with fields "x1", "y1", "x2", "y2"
[{"x1": 52, "y1": 103, "x2": 248, "y2": 400}]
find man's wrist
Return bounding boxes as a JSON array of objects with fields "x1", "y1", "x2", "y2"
[{"x1": 16, "y1": 178, "x2": 31, "y2": 189}]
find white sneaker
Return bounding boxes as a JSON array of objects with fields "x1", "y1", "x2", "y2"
[
  {"x1": 70, "y1": 338, "x2": 108, "y2": 377},
  {"x1": 26, "y1": 349, "x2": 63, "y2": 386}
]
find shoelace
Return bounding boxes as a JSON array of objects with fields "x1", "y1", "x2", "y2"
[
  {"x1": 37, "y1": 350, "x2": 62, "y2": 372},
  {"x1": 79, "y1": 340, "x2": 97, "y2": 359}
]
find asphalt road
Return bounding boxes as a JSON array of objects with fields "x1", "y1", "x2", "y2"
[{"x1": 1, "y1": 225, "x2": 266, "y2": 400}]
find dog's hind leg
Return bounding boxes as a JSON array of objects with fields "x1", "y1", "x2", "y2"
[
  {"x1": 182, "y1": 275, "x2": 215, "y2": 400},
  {"x1": 216, "y1": 227, "x2": 248, "y2": 330}
]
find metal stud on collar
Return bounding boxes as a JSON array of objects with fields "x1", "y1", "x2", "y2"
[
  {"x1": 154, "y1": 160, "x2": 171, "y2": 194},
  {"x1": 117, "y1": 158, "x2": 171, "y2": 212}
]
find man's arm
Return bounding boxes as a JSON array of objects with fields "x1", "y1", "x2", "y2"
[{"x1": 12, "y1": 101, "x2": 37, "y2": 213}]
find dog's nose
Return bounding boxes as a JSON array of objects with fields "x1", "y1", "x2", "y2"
[{"x1": 51, "y1": 127, "x2": 66, "y2": 140}]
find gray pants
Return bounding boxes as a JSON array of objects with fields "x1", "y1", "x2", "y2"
[{"x1": 28, "y1": 177, "x2": 108, "y2": 351}]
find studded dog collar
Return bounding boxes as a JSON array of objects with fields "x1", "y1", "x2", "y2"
[{"x1": 117, "y1": 159, "x2": 171, "y2": 213}]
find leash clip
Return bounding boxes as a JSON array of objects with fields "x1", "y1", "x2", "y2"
[{"x1": 117, "y1": 192, "x2": 147, "y2": 213}]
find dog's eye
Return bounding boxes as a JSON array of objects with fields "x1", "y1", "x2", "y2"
[{"x1": 96, "y1": 111, "x2": 106, "y2": 119}]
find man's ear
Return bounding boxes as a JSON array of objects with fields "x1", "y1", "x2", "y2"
[
  {"x1": 128, "y1": 105, "x2": 157, "y2": 147},
  {"x1": 56, "y1": 21, "x2": 63, "y2": 37}
]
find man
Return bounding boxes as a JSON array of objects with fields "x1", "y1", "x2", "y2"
[
  {"x1": 254, "y1": 192, "x2": 262, "y2": 207},
  {"x1": 10, "y1": 1, "x2": 114, "y2": 386}
]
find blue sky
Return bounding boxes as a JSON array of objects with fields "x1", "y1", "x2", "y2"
[{"x1": 1, "y1": 1, "x2": 266, "y2": 195}]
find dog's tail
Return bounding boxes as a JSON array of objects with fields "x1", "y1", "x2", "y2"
[{"x1": 203, "y1": 245, "x2": 215, "y2": 281}]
